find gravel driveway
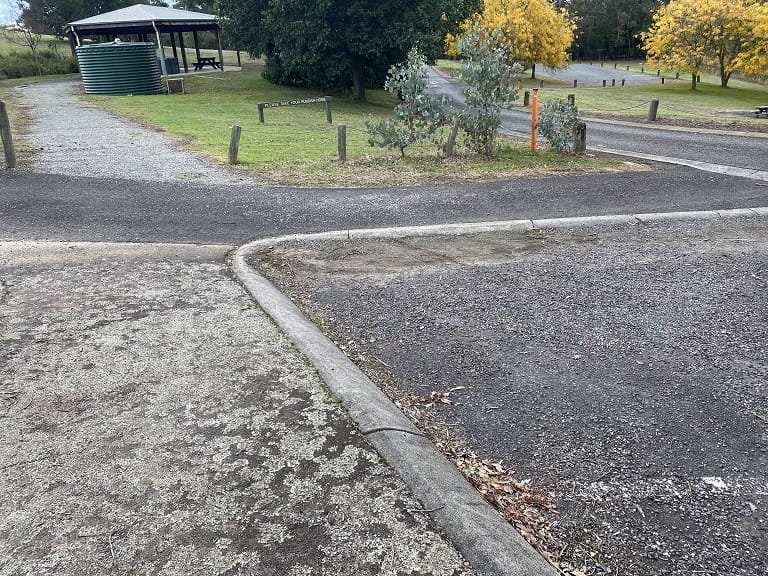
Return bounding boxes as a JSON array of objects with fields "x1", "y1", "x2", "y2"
[
  {"x1": 251, "y1": 217, "x2": 768, "y2": 576},
  {"x1": 16, "y1": 80, "x2": 247, "y2": 185}
]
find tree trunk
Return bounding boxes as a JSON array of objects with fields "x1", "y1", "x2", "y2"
[
  {"x1": 349, "y1": 56, "x2": 367, "y2": 102},
  {"x1": 691, "y1": 72, "x2": 697, "y2": 91},
  {"x1": 530, "y1": 62, "x2": 536, "y2": 80}
]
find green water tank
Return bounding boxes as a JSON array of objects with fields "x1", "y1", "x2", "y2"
[{"x1": 76, "y1": 41, "x2": 163, "y2": 96}]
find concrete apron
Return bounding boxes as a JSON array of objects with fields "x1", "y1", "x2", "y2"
[{"x1": 0, "y1": 241, "x2": 471, "y2": 576}]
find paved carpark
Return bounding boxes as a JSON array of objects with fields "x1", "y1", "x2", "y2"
[{"x1": 253, "y1": 215, "x2": 768, "y2": 576}]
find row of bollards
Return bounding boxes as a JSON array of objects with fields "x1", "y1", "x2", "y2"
[{"x1": 228, "y1": 123, "x2": 350, "y2": 164}]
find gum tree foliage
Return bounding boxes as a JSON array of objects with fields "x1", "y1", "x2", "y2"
[
  {"x1": 537, "y1": 97, "x2": 580, "y2": 153},
  {"x1": 456, "y1": 23, "x2": 522, "y2": 156},
  {"x1": 447, "y1": 0, "x2": 576, "y2": 79},
  {"x1": 366, "y1": 46, "x2": 452, "y2": 156},
  {"x1": 216, "y1": 0, "x2": 479, "y2": 101},
  {"x1": 18, "y1": 0, "x2": 169, "y2": 37},
  {"x1": 641, "y1": 0, "x2": 757, "y2": 89},
  {"x1": 737, "y1": 2, "x2": 768, "y2": 77}
]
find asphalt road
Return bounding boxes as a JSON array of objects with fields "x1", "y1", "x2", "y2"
[
  {"x1": 429, "y1": 67, "x2": 768, "y2": 174},
  {"x1": 254, "y1": 217, "x2": 768, "y2": 576},
  {"x1": 3, "y1": 168, "x2": 768, "y2": 244}
]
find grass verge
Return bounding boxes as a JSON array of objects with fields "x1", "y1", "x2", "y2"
[{"x1": 80, "y1": 68, "x2": 617, "y2": 186}]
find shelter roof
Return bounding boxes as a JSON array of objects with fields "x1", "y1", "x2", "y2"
[{"x1": 67, "y1": 4, "x2": 219, "y2": 36}]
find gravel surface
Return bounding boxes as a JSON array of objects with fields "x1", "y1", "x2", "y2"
[
  {"x1": 253, "y1": 217, "x2": 768, "y2": 576},
  {"x1": 16, "y1": 80, "x2": 249, "y2": 185}
]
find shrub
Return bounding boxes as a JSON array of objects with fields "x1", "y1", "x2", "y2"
[
  {"x1": 456, "y1": 23, "x2": 522, "y2": 156},
  {"x1": 366, "y1": 46, "x2": 452, "y2": 156},
  {"x1": 537, "y1": 97, "x2": 581, "y2": 153},
  {"x1": 0, "y1": 49, "x2": 78, "y2": 79}
]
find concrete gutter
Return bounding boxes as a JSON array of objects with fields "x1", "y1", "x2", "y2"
[{"x1": 232, "y1": 206, "x2": 767, "y2": 576}]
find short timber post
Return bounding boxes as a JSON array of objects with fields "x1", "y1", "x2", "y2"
[
  {"x1": 444, "y1": 118, "x2": 459, "y2": 157},
  {"x1": 567, "y1": 94, "x2": 575, "y2": 106},
  {"x1": 524, "y1": 90, "x2": 530, "y2": 107},
  {"x1": 228, "y1": 125, "x2": 241, "y2": 164},
  {"x1": 258, "y1": 104, "x2": 265, "y2": 123},
  {"x1": 648, "y1": 98, "x2": 660, "y2": 121},
  {"x1": 572, "y1": 121, "x2": 586, "y2": 155},
  {"x1": 325, "y1": 97, "x2": 332, "y2": 124},
  {"x1": 531, "y1": 88, "x2": 539, "y2": 151},
  {"x1": 573, "y1": 79, "x2": 577, "y2": 88},
  {"x1": 337, "y1": 124, "x2": 347, "y2": 162},
  {"x1": 0, "y1": 100, "x2": 17, "y2": 169}
]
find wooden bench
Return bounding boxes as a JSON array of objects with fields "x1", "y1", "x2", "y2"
[
  {"x1": 755, "y1": 106, "x2": 768, "y2": 118},
  {"x1": 193, "y1": 57, "x2": 221, "y2": 71}
]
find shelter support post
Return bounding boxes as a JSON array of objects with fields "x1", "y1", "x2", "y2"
[
  {"x1": 170, "y1": 31, "x2": 178, "y2": 60},
  {"x1": 216, "y1": 28, "x2": 224, "y2": 71},
  {"x1": 178, "y1": 32, "x2": 189, "y2": 73},
  {"x1": 193, "y1": 31, "x2": 201, "y2": 60},
  {"x1": 153, "y1": 21, "x2": 168, "y2": 84}
]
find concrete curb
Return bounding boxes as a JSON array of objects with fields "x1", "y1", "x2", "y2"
[
  {"x1": 582, "y1": 116, "x2": 768, "y2": 139},
  {"x1": 588, "y1": 147, "x2": 768, "y2": 182},
  {"x1": 232, "y1": 206, "x2": 766, "y2": 576}
]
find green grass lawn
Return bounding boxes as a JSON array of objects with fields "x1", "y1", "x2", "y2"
[
  {"x1": 439, "y1": 58, "x2": 768, "y2": 123},
  {"x1": 83, "y1": 68, "x2": 614, "y2": 186}
]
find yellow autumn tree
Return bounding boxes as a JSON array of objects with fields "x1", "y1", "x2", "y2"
[
  {"x1": 641, "y1": 0, "x2": 755, "y2": 89},
  {"x1": 446, "y1": 0, "x2": 577, "y2": 79},
  {"x1": 736, "y1": 2, "x2": 768, "y2": 77}
]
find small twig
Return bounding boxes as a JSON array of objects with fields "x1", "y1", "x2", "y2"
[
  {"x1": 109, "y1": 531, "x2": 117, "y2": 560},
  {"x1": 406, "y1": 505, "x2": 445, "y2": 514}
]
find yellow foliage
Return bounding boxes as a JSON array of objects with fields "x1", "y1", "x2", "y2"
[
  {"x1": 446, "y1": 0, "x2": 576, "y2": 73},
  {"x1": 736, "y1": 2, "x2": 768, "y2": 76},
  {"x1": 641, "y1": 0, "x2": 757, "y2": 87}
]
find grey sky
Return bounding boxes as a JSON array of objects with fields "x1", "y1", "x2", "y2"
[{"x1": 0, "y1": 0, "x2": 18, "y2": 25}]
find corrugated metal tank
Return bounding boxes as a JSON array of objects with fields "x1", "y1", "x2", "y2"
[{"x1": 76, "y1": 41, "x2": 163, "y2": 95}]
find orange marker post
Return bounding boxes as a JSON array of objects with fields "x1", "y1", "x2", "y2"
[{"x1": 531, "y1": 88, "x2": 539, "y2": 151}]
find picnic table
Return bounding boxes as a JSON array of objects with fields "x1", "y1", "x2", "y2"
[
  {"x1": 755, "y1": 105, "x2": 768, "y2": 118},
  {"x1": 194, "y1": 57, "x2": 221, "y2": 71}
]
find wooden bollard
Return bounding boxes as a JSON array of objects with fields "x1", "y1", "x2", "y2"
[
  {"x1": 602, "y1": 79, "x2": 606, "y2": 87},
  {"x1": 444, "y1": 119, "x2": 460, "y2": 157},
  {"x1": 621, "y1": 79, "x2": 625, "y2": 87},
  {"x1": 573, "y1": 79, "x2": 577, "y2": 88},
  {"x1": 337, "y1": 124, "x2": 347, "y2": 162},
  {"x1": 572, "y1": 121, "x2": 586, "y2": 155},
  {"x1": 648, "y1": 98, "x2": 660, "y2": 121},
  {"x1": 228, "y1": 125, "x2": 241, "y2": 164},
  {"x1": 567, "y1": 94, "x2": 575, "y2": 106},
  {"x1": 524, "y1": 90, "x2": 530, "y2": 107},
  {"x1": 612, "y1": 79, "x2": 616, "y2": 86},
  {"x1": 0, "y1": 101, "x2": 16, "y2": 169}
]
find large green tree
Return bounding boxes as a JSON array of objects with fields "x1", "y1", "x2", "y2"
[
  {"x1": 564, "y1": 0, "x2": 658, "y2": 60},
  {"x1": 20, "y1": 0, "x2": 134, "y2": 37},
  {"x1": 216, "y1": 0, "x2": 478, "y2": 101}
]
